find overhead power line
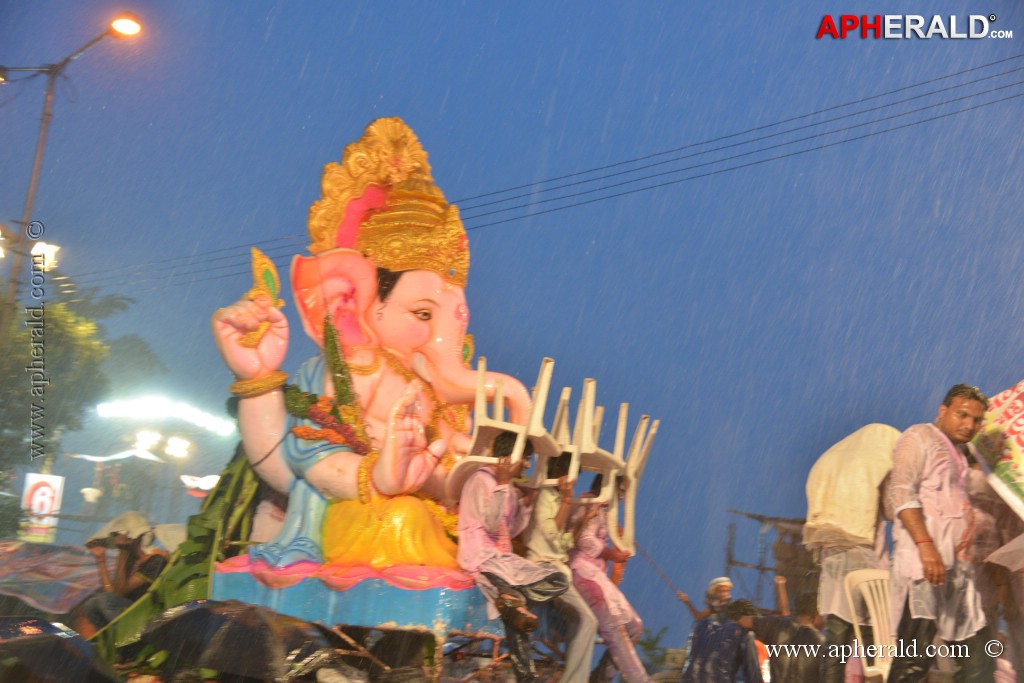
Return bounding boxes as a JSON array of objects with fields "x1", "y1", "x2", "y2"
[
  {"x1": 451, "y1": 54, "x2": 1024, "y2": 205},
  {"x1": 465, "y1": 90, "x2": 1022, "y2": 231},
  {"x1": 60, "y1": 234, "x2": 306, "y2": 283},
  {"x1": 55, "y1": 56, "x2": 1023, "y2": 297},
  {"x1": 457, "y1": 65, "x2": 1024, "y2": 215},
  {"x1": 461, "y1": 80, "x2": 1024, "y2": 224}
]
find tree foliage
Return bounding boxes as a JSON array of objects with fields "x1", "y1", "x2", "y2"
[
  {"x1": 638, "y1": 625, "x2": 669, "y2": 672},
  {"x1": 105, "y1": 334, "x2": 168, "y2": 395},
  {"x1": 0, "y1": 284, "x2": 164, "y2": 536},
  {"x1": 0, "y1": 301, "x2": 106, "y2": 468}
]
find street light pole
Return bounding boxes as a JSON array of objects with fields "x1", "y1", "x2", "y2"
[
  {"x1": 0, "y1": 14, "x2": 142, "y2": 342},
  {"x1": 0, "y1": 68, "x2": 59, "y2": 343}
]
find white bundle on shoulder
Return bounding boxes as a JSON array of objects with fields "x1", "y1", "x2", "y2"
[{"x1": 804, "y1": 423, "x2": 900, "y2": 549}]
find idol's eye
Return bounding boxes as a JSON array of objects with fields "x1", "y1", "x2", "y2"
[{"x1": 413, "y1": 309, "x2": 432, "y2": 321}]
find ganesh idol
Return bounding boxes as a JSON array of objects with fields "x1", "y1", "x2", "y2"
[{"x1": 211, "y1": 118, "x2": 531, "y2": 574}]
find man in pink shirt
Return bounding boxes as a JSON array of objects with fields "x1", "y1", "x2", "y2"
[
  {"x1": 457, "y1": 432, "x2": 568, "y2": 682},
  {"x1": 886, "y1": 384, "x2": 994, "y2": 682},
  {"x1": 569, "y1": 475, "x2": 651, "y2": 683}
]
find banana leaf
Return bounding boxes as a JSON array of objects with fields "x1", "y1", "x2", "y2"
[{"x1": 93, "y1": 444, "x2": 261, "y2": 662}]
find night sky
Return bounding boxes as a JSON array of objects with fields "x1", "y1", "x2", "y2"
[{"x1": 2, "y1": 1, "x2": 1022, "y2": 645}]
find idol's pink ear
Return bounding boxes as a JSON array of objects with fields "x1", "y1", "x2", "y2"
[
  {"x1": 291, "y1": 249, "x2": 377, "y2": 349},
  {"x1": 335, "y1": 185, "x2": 388, "y2": 249}
]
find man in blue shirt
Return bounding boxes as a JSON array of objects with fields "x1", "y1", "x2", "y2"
[{"x1": 682, "y1": 599, "x2": 764, "y2": 683}]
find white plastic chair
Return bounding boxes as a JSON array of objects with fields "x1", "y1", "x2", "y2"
[
  {"x1": 605, "y1": 405, "x2": 658, "y2": 554},
  {"x1": 844, "y1": 568, "x2": 894, "y2": 682},
  {"x1": 444, "y1": 357, "x2": 659, "y2": 555},
  {"x1": 445, "y1": 357, "x2": 559, "y2": 504},
  {"x1": 556, "y1": 379, "x2": 659, "y2": 554}
]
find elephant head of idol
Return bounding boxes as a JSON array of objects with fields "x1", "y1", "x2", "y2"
[{"x1": 290, "y1": 118, "x2": 531, "y2": 439}]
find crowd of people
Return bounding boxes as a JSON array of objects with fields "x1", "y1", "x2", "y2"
[
  {"x1": 458, "y1": 431, "x2": 652, "y2": 683},
  {"x1": 676, "y1": 573, "x2": 824, "y2": 683},
  {"x1": 62, "y1": 384, "x2": 1024, "y2": 683},
  {"x1": 72, "y1": 511, "x2": 171, "y2": 639},
  {"x1": 679, "y1": 383, "x2": 1023, "y2": 683},
  {"x1": 806, "y1": 384, "x2": 1021, "y2": 683}
]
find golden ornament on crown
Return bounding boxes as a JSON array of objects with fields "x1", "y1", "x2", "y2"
[{"x1": 306, "y1": 117, "x2": 469, "y2": 287}]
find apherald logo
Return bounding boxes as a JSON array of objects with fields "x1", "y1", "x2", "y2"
[{"x1": 816, "y1": 14, "x2": 1010, "y2": 40}]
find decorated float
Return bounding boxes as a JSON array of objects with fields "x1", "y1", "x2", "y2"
[
  {"x1": 974, "y1": 379, "x2": 1024, "y2": 520},
  {"x1": 94, "y1": 118, "x2": 659, "y2": 680}
]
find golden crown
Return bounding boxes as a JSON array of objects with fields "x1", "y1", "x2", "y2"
[{"x1": 307, "y1": 117, "x2": 469, "y2": 287}]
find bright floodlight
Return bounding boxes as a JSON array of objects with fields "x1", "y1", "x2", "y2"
[
  {"x1": 165, "y1": 437, "x2": 191, "y2": 459},
  {"x1": 110, "y1": 13, "x2": 142, "y2": 37},
  {"x1": 97, "y1": 396, "x2": 236, "y2": 437},
  {"x1": 134, "y1": 430, "x2": 162, "y2": 451}
]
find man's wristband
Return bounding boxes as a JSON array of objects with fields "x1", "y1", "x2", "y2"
[{"x1": 915, "y1": 537, "x2": 933, "y2": 545}]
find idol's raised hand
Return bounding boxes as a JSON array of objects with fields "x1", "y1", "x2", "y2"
[
  {"x1": 375, "y1": 381, "x2": 448, "y2": 496},
  {"x1": 211, "y1": 294, "x2": 289, "y2": 381}
]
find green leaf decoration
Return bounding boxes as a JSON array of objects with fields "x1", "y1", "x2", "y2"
[
  {"x1": 322, "y1": 314, "x2": 357, "y2": 408},
  {"x1": 261, "y1": 269, "x2": 278, "y2": 301},
  {"x1": 284, "y1": 384, "x2": 317, "y2": 417}
]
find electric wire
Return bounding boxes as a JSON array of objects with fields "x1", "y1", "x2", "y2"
[
  {"x1": 461, "y1": 79, "x2": 1024, "y2": 224},
  {"x1": 57, "y1": 59, "x2": 1024, "y2": 287},
  {"x1": 59, "y1": 233, "x2": 305, "y2": 281},
  {"x1": 45, "y1": 59, "x2": 1024, "y2": 296},
  {"x1": 457, "y1": 65, "x2": 1024, "y2": 215},
  {"x1": 63, "y1": 238, "x2": 304, "y2": 288},
  {"x1": 451, "y1": 54, "x2": 1024, "y2": 204},
  {"x1": 466, "y1": 90, "x2": 1023, "y2": 231},
  {"x1": 75, "y1": 87, "x2": 1023, "y2": 292}
]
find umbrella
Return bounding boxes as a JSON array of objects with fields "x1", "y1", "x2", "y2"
[
  {"x1": 141, "y1": 600, "x2": 334, "y2": 679},
  {"x1": 0, "y1": 617, "x2": 121, "y2": 683}
]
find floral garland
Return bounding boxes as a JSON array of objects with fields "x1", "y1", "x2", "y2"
[
  {"x1": 357, "y1": 450, "x2": 380, "y2": 504},
  {"x1": 284, "y1": 316, "x2": 461, "y2": 537},
  {"x1": 284, "y1": 315, "x2": 468, "y2": 478},
  {"x1": 284, "y1": 315, "x2": 372, "y2": 455},
  {"x1": 417, "y1": 495, "x2": 459, "y2": 537}
]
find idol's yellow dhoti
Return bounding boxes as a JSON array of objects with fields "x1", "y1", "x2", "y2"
[{"x1": 322, "y1": 496, "x2": 458, "y2": 568}]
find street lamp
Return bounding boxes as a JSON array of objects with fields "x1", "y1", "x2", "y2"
[
  {"x1": 29, "y1": 242, "x2": 60, "y2": 271},
  {"x1": 0, "y1": 12, "x2": 142, "y2": 340},
  {"x1": 110, "y1": 15, "x2": 142, "y2": 37}
]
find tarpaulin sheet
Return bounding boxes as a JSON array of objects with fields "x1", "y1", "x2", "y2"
[{"x1": 0, "y1": 539, "x2": 102, "y2": 614}]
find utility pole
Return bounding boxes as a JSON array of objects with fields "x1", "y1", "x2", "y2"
[{"x1": 0, "y1": 15, "x2": 142, "y2": 342}]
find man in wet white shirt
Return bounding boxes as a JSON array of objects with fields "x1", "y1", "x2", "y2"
[
  {"x1": 521, "y1": 453, "x2": 598, "y2": 683},
  {"x1": 886, "y1": 384, "x2": 994, "y2": 682}
]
